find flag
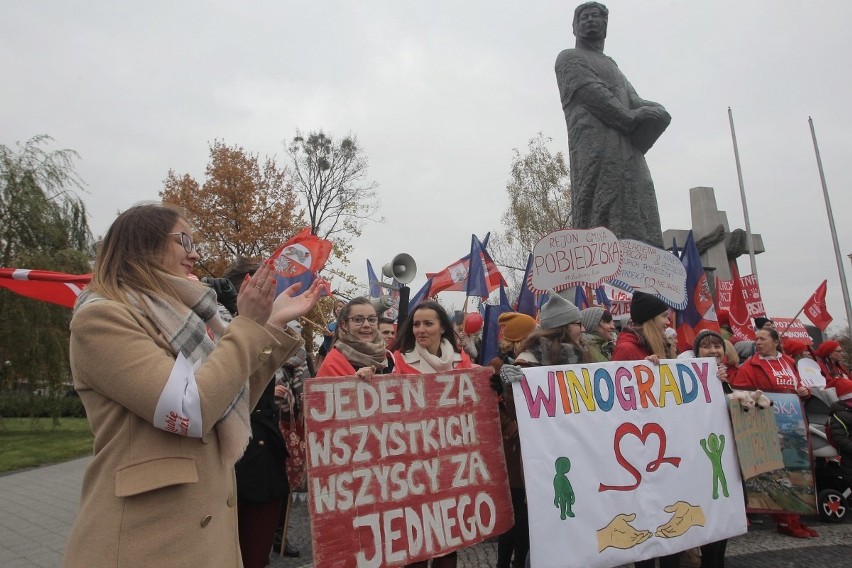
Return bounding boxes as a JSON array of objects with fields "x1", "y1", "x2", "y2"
[
  {"x1": 594, "y1": 286, "x2": 611, "y2": 309},
  {"x1": 466, "y1": 234, "x2": 489, "y2": 298},
  {"x1": 670, "y1": 237, "x2": 680, "y2": 258},
  {"x1": 574, "y1": 286, "x2": 590, "y2": 310},
  {"x1": 802, "y1": 280, "x2": 833, "y2": 331},
  {"x1": 269, "y1": 228, "x2": 333, "y2": 296},
  {"x1": 427, "y1": 233, "x2": 505, "y2": 296},
  {"x1": 515, "y1": 254, "x2": 537, "y2": 317},
  {"x1": 0, "y1": 268, "x2": 91, "y2": 309},
  {"x1": 728, "y1": 263, "x2": 756, "y2": 342},
  {"x1": 367, "y1": 260, "x2": 382, "y2": 297},
  {"x1": 408, "y1": 278, "x2": 433, "y2": 313},
  {"x1": 675, "y1": 231, "x2": 720, "y2": 353},
  {"x1": 479, "y1": 284, "x2": 513, "y2": 365}
]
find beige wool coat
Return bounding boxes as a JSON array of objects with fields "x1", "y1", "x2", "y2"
[{"x1": 62, "y1": 299, "x2": 300, "y2": 568}]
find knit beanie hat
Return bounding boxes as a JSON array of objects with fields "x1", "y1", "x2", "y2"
[
  {"x1": 692, "y1": 329, "x2": 724, "y2": 355},
  {"x1": 816, "y1": 340, "x2": 840, "y2": 359},
  {"x1": 630, "y1": 291, "x2": 669, "y2": 325},
  {"x1": 754, "y1": 317, "x2": 772, "y2": 330},
  {"x1": 539, "y1": 291, "x2": 582, "y2": 329},
  {"x1": 782, "y1": 338, "x2": 810, "y2": 357},
  {"x1": 498, "y1": 312, "x2": 537, "y2": 342},
  {"x1": 581, "y1": 307, "x2": 605, "y2": 334},
  {"x1": 829, "y1": 376, "x2": 852, "y2": 406}
]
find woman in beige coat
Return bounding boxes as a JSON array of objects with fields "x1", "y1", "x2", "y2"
[{"x1": 63, "y1": 203, "x2": 321, "y2": 568}]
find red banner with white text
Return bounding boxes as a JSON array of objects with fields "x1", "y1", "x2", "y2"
[{"x1": 304, "y1": 368, "x2": 512, "y2": 568}]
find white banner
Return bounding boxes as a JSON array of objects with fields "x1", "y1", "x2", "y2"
[
  {"x1": 611, "y1": 239, "x2": 687, "y2": 310},
  {"x1": 529, "y1": 228, "x2": 621, "y2": 293},
  {"x1": 511, "y1": 358, "x2": 746, "y2": 568}
]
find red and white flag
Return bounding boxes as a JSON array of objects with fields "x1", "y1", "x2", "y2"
[
  {"x1": 0, "y1": 268, "x2": 91, "y2": 308},
  {"x1": 802, "y1": 280, "x2": 833, "y2": 331},
  {"x1": 728, "y1": 266, "x2": 756, "y2": 342}
]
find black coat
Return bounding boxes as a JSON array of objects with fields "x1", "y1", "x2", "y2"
[{"x1": 235, "y1": 380, "x2": 289, "y2": 504}]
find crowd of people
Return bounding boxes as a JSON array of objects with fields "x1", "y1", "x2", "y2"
[{"x1": 63, "y1": 203, "x2": 852, "y2": 568}]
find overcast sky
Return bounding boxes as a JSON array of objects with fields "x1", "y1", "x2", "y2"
[{"x1": 3, "y1": 0, "x2": 851, "y2": 332}]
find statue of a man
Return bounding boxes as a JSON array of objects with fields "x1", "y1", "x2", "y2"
[{"x1": 555, "y1": 2, "x2": 670, "y2": 248}]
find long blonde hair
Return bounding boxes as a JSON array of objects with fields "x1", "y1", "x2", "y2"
[
  {"x1": 640, "y1": 320, "x2": 668, "y2": 359},
  {"x1": 88, "y1": 203, "x2": 187, "y2": 307}
]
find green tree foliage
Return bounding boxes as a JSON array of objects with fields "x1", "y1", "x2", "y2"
[
  {"x1": 492, "y1": 133, "x2": 572, "y2": 292},
  {"x1": 161, "y1": 140, "x2": 303, "y2": 278},
  {"x1": 0, "y1": 135, "x2": 94, "y2": 404},
  {"x1": 286, "y1": 130, "x2": 382, "y2": 286}
]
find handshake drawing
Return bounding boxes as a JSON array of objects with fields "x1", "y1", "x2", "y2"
[{"x1": 596, "y1": 501, "x2": 706, "y2": 552}]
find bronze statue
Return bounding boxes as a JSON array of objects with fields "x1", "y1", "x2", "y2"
[{"x1": 555, "y1": 2, "x2": 670, "y2": 248}]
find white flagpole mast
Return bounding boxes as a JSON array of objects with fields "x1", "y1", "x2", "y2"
[
  {"x1": 808, "y1": 117, "x2": 852, "y2": 329},
  {"x1": 728, "y1": 107, "x2": 759, "y2": 286}
]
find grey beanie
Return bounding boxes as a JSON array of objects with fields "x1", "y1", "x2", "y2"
[
  {"x1": 581, "y1": 307, "x2": 605, "y2": 333},
  {"x1": 540, "y1": 291, "x2": 582, "y2": 329}
]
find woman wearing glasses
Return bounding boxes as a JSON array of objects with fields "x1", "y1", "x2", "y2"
[
  {"x1": 63, "y1": 203, "x2": 321, "y2": 568},
  {"x1": 315, "y1": 297, "x2": 392, "y2": 378}
]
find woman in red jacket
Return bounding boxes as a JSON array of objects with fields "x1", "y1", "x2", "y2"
[
  {"x1": 392, "y1": 300, "x2": 473, "y2": 568},
  {"x1": 731, "y1": 327, "x2": 817, "y2": 539},
  {"x1": 315, "y1": 297, "x2": 391, "y2": 379},
  {"x1": 393, "y1": 300, "x2": 473, "y2": 376},
  {"x1": 612, "y1": 291, "x2": 671, "y2": 364},
  {"x1": 611, "y1": 291, "x2": 682, "y2": 568}
]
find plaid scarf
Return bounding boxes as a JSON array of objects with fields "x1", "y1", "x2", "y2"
[
  {"x1": 77, "y1": 274, "x2": 251, "y2": 466},
  {"x1": 333, "y1": 327, "x2": 388, "y2": 371}
]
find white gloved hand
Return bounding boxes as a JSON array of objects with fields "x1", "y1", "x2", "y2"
[{"x1": 500, "y1": 364, "x2": 525, "y2": 384}]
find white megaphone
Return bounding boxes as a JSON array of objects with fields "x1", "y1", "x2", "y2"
[
  {"x1": 370, "y1": 296, "x2": 394, "y2": 316},
  {"x1": 382, "y1": 253, "x2": 417, "y2": 285}
]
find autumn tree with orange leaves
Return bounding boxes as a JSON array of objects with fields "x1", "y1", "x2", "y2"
[{"x1": 161, "y1": 140, "x2": 303, "y2": 277}]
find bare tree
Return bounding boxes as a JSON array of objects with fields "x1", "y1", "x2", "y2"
[
  {"x1": 492, "y1": 133, "x2": 572, "y2": 292},
  {"x1": 286, "y1": 130, "x2": 382, "y2": 279}
]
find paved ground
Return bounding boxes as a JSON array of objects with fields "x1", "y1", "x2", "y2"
[{"x1": 2, "y1": 457, "x2": 850, "y2": 567}]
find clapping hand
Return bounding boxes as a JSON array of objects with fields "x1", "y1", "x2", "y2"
[{"x1": 269, "y1": 278, "x2": 324, "y2": 328}]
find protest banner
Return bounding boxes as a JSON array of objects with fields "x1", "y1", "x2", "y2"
[
  {"x1": 743, "y1": 392, "x2": 817, "y2": 515},
  {"x1": 797, "y1": 359, "x2": 826, "y2": 389},
  {"x1": 512, "y1": 358, "x2": 746, "y2": 568},
  {"x1": 529, "y1": 227, "x2": 621, "y2": 293},
  {"x1": 727, "y1": 399, "x2": 784, "y2": 479},
  {"x1": 772, "y1": 318, "x2": 813, "y2": 343},
  {"x1": 715, "y1": 274, "x2": 766, "y2": 317},
  {"x1": 611, "y1": 239, "x2": 687, "y2": 309},
  {"x1": 304, "y1": 368, "x2": 512, "y2": 568}
]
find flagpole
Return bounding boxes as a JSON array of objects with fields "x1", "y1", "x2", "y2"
[
  {"x1": 727, "y1": 108, "x2": 759, "y2": 285},
  {"x1": 808, "y1": 117, "x2": 852, "y2": 330}
]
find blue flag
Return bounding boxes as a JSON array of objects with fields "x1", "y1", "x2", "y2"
[
  {"x1": 575, "y1": 286, "x2": 589, "y2": 310},
  {"x1": 408, "y1": 278, "x2": 433, "y2": 313},
  {"x1": 466, "y1": 234, "x2": 489, "y2": 298},
  {"x1": 479, "y1": 284, "x2": 513, "y2": 365},
  {"x1": 515, "y1": 254, "x2": 537, "y2": 317},
  {"x1": 675, "y1": 231, "x2": 719, "y2": 351},
  {"x1": 367, "y1": 260, "x2": 382, "y2": 298},
  {"x1": 595, "y1": 286, "x2": 611, "y2": 309}
]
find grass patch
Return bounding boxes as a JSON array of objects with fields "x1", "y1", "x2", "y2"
[{"x1": 0, "y1": 417, "x2": 93, "y2": 473}]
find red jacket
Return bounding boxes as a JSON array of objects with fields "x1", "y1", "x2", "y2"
[
  {"x1": 392, "y1": 349, "x2": 473, "y2": 374},
  {"x1": 731, "y1": 353, "x2": 804, "y2": 394},
  {"x1": 315, "y1": 347, "x2": 357, "y2": 378},
  {"x1": 611, "y1": 327, "x2": 651, "y2": 362}
]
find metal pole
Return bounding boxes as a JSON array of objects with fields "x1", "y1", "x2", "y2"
[
  {"x1": 728, "y1": 107, "x2": 759, "y2": 285},
  {"x1": 808, "y1": 117, "x2": 852, "y2": 329}
]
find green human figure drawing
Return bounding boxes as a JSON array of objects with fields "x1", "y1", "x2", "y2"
[
  {"x1": 700, "y1": 433, "x2": 729, "y2": 499},
  {"x1": 553, "y1": 456, "x2": 576, "y2": 519}
]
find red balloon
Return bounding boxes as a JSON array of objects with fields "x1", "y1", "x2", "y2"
[{"x1": 463, "y1": 312, "x2": 483, "y2": 334}]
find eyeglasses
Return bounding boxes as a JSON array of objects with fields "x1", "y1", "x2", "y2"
[
  {"x1": 346, "y1": 315, "x2": 379, "y2": 326},
  {"x1": 169, "y1": 232, "x2": 196, "y2": 253}
]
